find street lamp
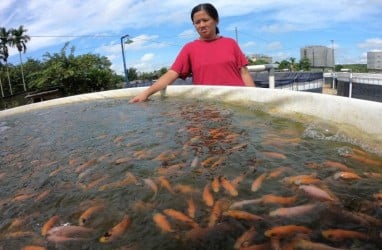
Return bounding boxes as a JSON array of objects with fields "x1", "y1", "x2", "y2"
[
  {"x1": 331, "y1": 40, "x2": 335, "y2": 89},
  {"x1": 120, "y1": 34, "x2": 132, "y2": 87}
]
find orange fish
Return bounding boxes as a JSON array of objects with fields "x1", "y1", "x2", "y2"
[
  {"x1": 333, "y1": 171, "x2": 361, "y2": 181},
  {"x1": 219, "y1": 176, "x2": 238, "y2": 197},
  {"x1": 75, "y1": 159, "x2": 97, "y2": 174},
  {"x1": 163, "y1": 208, "x2": 198, "y2": 228},
  {"x1": 208, "y1": 199, "x2": 230, "y2": 227},
  {"x1": 321, "y1": 229, "x2": 369, "y2": 241},
  {"x1": 346, "y1": 153, "x2": 382, "y2": 167},
  {"x1": 251, "y1": 173, "x2": 267, "y2": 192},
  {"x1": 21, "y1": 246, "x2": 47, "y2": 250},
  {"x1": 269, "y1": 203, "x2": 317, "y2": 217},
  {"x1": 79, "y1": 205, "x2": 105, "y2": 226},
  {"x1": 203, "y1": 184, "x2": 214, "y2": 207},
  {"x1": 267, "y1": 167, "x2": 289, "y2": 179},
  {"x1": 231, "y1": 172, "x2": 247, "y2": 187},
  {"x1": 234, "y1": 227, "x2": 257, "y2": 249},
  {"x1": 211, "y1": 176, "x2": 220, "y2": 193},
  {"x1": 41, "y1": 215, "x2": 60, "y2": 236},
  {"x1": 158, "y1": 176, "x2": 175, "y2": 194},
  {"x1": 264, "y1": 225, "x2": 312, "y2": 238},
  {"x1": 187, "y1": 198, "x2": 196, "y2": 219},
  {"x1": 261, "y1": 194, "x2": 298, "y2": 205},
  {"x1": 323, "y1": 160, "x2": 352, "y2": 172},
  {"x1": 282, "y1": 174, "x2": 318, "y2": 185},
  {"x1": 261, "y1": 151, "x2": 287, "y2": 159},
  {"x1": 99, "y1": 215, "x2": 131, "y2": 243},
  {"x1": 153, "y1": 212, "x2": 174, "y2": 233},
  {"x1": 290, "y1": 238, "x2": 345, "y2": 250},
  {"x1": 174, "y1": 184, "x2": 199, "y2": 194},
  {"x1": 224, "y1": 210, "x2": 264, "y2": 222},
  {"x1": 293, "y1": 176, "x2": 321, "y2": 185}
]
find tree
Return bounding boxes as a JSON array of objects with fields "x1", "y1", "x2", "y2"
[
  {"x1": 277, "y1": 60, "x2": 291, "y2": 71},
  {"x1": 0, "y1": 27, "x2": 13, "y2": 95},
  {"x1": 127, "y1": 67, "x2": 138, "y2": 81},
  {"x1": 10, "y1": 25, "x2": 30, "y2": 91},
  {"x1": 298, "y1": 57, "x2": 311, "y2": 71}
]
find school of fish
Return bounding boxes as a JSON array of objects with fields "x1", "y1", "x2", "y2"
[{"x1": 0, "y1": 100, "x2": 381, "y2": 249}]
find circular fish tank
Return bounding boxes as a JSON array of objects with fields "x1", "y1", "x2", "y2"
[{"x1": 0, "y1": 86, "x2": 381, "y2": 250}]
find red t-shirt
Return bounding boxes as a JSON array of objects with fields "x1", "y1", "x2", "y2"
[{"x1": 170, "y1": 37, "x2": 248, "y2": 86}]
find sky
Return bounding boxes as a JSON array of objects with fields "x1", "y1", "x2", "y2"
[{"x1": 2, "y1": 0, "x2": 382, "y2": 75}]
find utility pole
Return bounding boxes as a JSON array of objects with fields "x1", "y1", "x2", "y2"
[
  {"x1": 331, "y1": 40, "x2": 335, "y2": 89},
  {"x1": 235, "y1": 27, "x2": 238, "y2": 43}
]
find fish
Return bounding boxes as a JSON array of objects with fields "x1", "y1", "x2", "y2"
[
  {"x1": 78, "y1": 205, "x2": 105, "y2": 226},
  {"x1": 321, "y1": 228, "x2": 369, "y2": 241},
  {"x1": 115, "y1": 157, "x2": 131, "y2": 165},
  {"x1": 261, "y1": 151, "x2": 287, "y2": 159},
  {"x1": 163, "y1": 208, "x2": 199, "y2": 228},
  {"x1": 201, "y1": 156, "x2": 221, "y2": 168},
  {"x1": 99, "y1": 215, "x2": 131, "y2": 243},
  {"x1": 224, "y1": 210, "x2": 264, "y2": 222},
  {"x1": 187, "y1": 198, "x2": 196, "y2": 219},
  {"x1": 322, "y1": 160, "x2": 352, "y2": 172},
  {"x1": 281, "y1": 173, "x2": 317, "y2": 185},
  {"x1": 229, "y1": 198, "x2": 263, "y2": 209},
  {"x1": 211, "y1": 176, "x2": 220, "y2": 193},
  {"x1": 46, "y1": 225, "x2": 95, "y2": 239},
  {"x1": 208, "y1": 199, "x2": 231, "y2": 227},
  {"x1": 21, "y1": 246, "x2": 47, "y2": 250},
  {"x1": 260, "y1": 194, "x2": 298, "y2": 205},
  {"x1": 267, "y1": 167, "x2": 289, "y2": 179},
  {"x1": 269, "y1": 203, "x2": 317, "y2": 217},
  {"x1": 299, "y1": 185, "x2": 335, "y2": 201},
  {"x1": 143, "y1": 178, "x2": 158, "y2": 197},
  {"x1": 174, "y1": 184, "x2": 199, "y2": 194},
  {"x1": 345, "y1": 153, "x2": 382, "y2": 167},
  {"x1": 264, "y1": 225, "x2": 312, "y2": 238},
  {"x1": 210, "y1": 156, "x2": 225, "y2": 168},
  {"x1": 75, "y1": 159, "x2": 97, "y2": 174},
  {"x1": 333, "y1": 171, "x2": 361, "y2": 181},
  {"x1": 153, "y1": 212, "x2": 174, "y2": 233},
  {"x1": 41, "y1": 215, "x2": 60, "y2": 236},
  {"x1": 251, "y1": 173, "x2": 267, "y2": 192},
  {"x1": 290, "y1": 238, "x2": 347, "y2": 250},
  {"x1": 158, "y1": 176, "x2": 175, "y2": 194},
  {"x1": 203, "y1": 184, "x2": 214, "y2": 207},
  {"x1": 238, "y1": 243, "x2": 270, "y2": 250},
  {"x1": 234, "y1": 227, "x2": 257, "y2": 249},
  {"x1": 219, "y1": 176, "x2": 238, "y2": 197},
  {"x1": 293, "y1": 176, "x2": 322, "y2": 185},
  {"x1": 231, "y1": 172, "x2": 247, "y2": 187}
]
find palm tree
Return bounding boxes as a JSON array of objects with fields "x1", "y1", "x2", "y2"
[
  {"x1": 0, "y1": 27, "x2": 13, "y2": 95},
  {"x1": 10, "y1": 25, "x2": 30, "y2": 92},
  {"x1": 0, "y1": 61, "x2": 4, "y2": 97}
]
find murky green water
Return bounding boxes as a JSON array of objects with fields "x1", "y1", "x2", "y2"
[{"x1": 0, "y1": 97, "x2": 381, "y2": 249}]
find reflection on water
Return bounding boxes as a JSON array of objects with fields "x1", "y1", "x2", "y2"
[{"x1": 0, "y1": 97, "x2": 381, "y2": 249}]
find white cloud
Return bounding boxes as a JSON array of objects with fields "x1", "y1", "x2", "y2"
[{"x1": 358, "y1": 38, "x2": 382, "y2": 50}]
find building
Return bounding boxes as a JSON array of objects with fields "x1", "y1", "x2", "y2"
[
  {"x1": 300, "y1": 45, "x2": 334, "y2": 70},
  {"x1": 367, "y1": 51, "x2": 382, "y2": 72}
]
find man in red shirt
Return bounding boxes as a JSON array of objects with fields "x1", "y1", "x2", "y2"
[{"x1": 130, "y1": 3, "x2": 255, "y2": 103}]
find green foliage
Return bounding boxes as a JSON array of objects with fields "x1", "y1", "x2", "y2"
[
  {"x1": 335, "y1": 64, "x2": 367, "y2": 73},
  {"x1": 28, "y1": 42, "x2": 121, "y2": 95}
]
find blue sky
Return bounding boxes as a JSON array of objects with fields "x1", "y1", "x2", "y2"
[{"x1": 2, "y1": 0, "x2": 382, "y2": 74}]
